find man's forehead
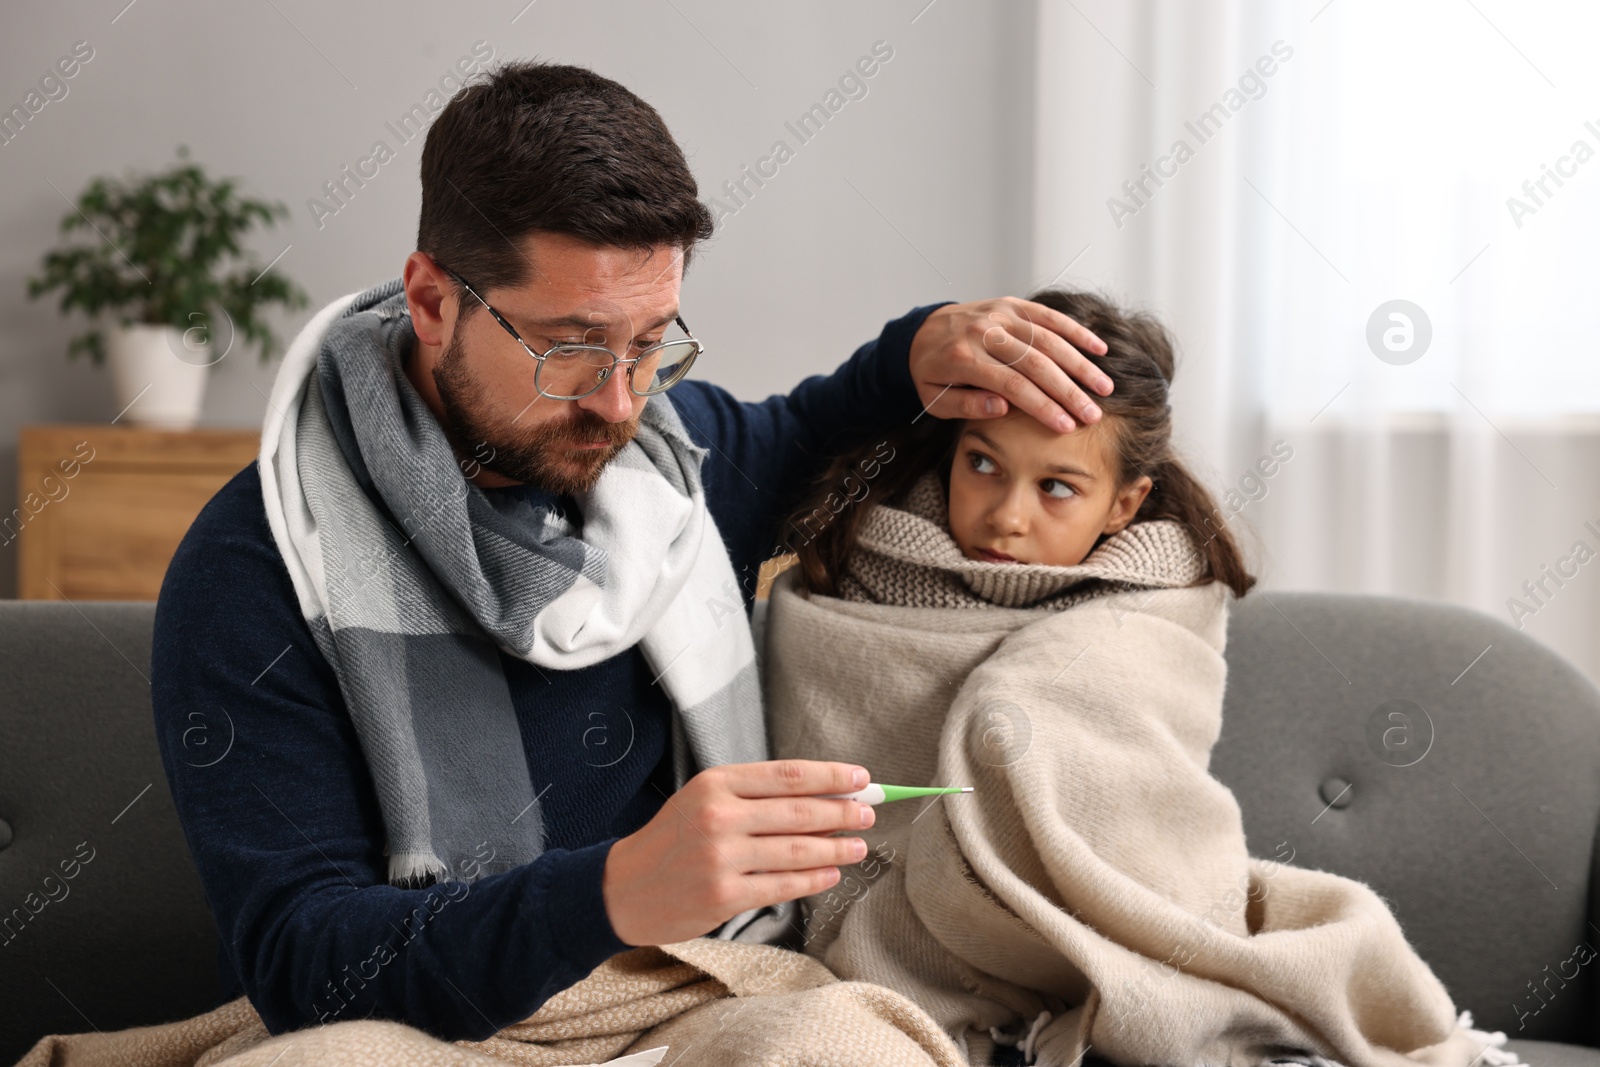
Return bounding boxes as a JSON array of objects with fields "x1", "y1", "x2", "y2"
[
  {"x1": 501, "y1": 237, "x2": 682, "y2": 333},
  {"x1": 509, "y1": 301, "x2": 680, "y2": 335}
]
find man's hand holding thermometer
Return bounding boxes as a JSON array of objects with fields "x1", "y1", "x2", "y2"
[{"x1": 601, "y1": 761, "x2": 972, "y2": 948}]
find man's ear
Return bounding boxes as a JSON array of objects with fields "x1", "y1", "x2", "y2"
[
  {"x1": 402, "y1": 250, "x2": 454, "y2": 348},
  {"x1": 1102, "y1": 474, "x2": 1153, "y2": 535}
]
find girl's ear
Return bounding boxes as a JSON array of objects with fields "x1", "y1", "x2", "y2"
[{"x1": 1102, "y1": 475, "x2": 1154, "y2": 535}]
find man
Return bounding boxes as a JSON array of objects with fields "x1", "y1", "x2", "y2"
[{"x1": 151, "y1": 60, "x2": 1112, "y2": 1042}]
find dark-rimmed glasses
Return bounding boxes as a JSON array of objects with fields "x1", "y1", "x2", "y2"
[{"x1": 437, "y1": 263, "x2": 703, "y2": 400}]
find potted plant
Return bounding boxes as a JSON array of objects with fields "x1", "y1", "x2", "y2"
[{"x1": 27, "y1": 144, "x2": 307, "y2": 429}]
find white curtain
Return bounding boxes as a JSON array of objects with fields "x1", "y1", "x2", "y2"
[{"x1": 1032, "y1": 0, "x2": 1600, "y2": 681}]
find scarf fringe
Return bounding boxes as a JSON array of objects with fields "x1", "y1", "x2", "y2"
[
  {"x1": 987, "y1": 1008, "x2": 1055, "y2": 1064},
  {"x1": 388, "y1": 849, "x2": 450, "y2": 890},
  {"x1": 1456, "y1": 1011, "x2": 1528, "y2": 1067}
]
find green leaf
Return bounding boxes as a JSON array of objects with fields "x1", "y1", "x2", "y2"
[{"x1": 25, "y1": 146, "x2": 309, "y2": 363}]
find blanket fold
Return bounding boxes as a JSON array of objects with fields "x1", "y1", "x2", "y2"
[
  {"x1": 764, "y1": 472, "x2": 1523, "y2": 1067},
  {"x1": 15, "y1": 939, "x2": 969, "y2": 1067}
]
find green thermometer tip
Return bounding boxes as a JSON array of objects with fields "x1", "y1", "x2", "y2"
[{"x1": 876, "y1": 784, "x2": 974, "y2": 803}]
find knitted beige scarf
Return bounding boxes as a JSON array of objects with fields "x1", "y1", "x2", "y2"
[{"x1": 838, "y1": 471, "x2": 1206, "y2": 611}]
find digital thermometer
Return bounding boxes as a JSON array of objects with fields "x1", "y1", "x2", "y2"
[{"x1": 818, "y1": 783, "x2": 974, "y2": 805}]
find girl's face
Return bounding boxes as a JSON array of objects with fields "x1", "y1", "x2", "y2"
[{"x1": 947, "y1": 412, "x2": 1153, "y2": 568}]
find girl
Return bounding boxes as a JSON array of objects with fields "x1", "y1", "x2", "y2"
[
  {"x1": 783, "y1": 289, "x2": 1252, "y2": 601},
  {"x1": 761, "y1": 290, "x2": 1514, "y2": 1067}
]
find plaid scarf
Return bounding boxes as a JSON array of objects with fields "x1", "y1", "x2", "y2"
[{"x1": 258, "y1": 279, "x2": 766, "y2": 888}]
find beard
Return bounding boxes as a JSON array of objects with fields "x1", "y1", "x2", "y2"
[{"x1": 431, "y1": 330, "x2": 639, "y2": 496}]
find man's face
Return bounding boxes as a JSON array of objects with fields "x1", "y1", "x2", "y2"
[{"x1": 429, "y1": 233, "x2": 685, "y2": 496}]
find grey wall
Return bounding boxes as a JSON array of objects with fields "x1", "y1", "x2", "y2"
[{"x1": 0, "y1": 0, "x2": 1037, "y2": 598}]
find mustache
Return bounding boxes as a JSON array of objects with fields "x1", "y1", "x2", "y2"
[{"x1": 524, "y1": 408, "x2": 638, "y2": 449}]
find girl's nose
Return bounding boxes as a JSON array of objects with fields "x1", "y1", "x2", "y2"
[{"x1": 988, "y1": 491, "x2": 1028, "y2": 535}]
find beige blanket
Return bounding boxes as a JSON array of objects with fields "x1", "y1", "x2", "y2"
[
  {"x1": 16, "y1": 937, "x2": 967, "y2": 1067},
  {"x1": 764, "y1": 478, "x2": 1521, "y2": 1067}
]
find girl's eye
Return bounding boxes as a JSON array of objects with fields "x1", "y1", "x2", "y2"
[
  {"x1": 968, "y1": 451, "x2": 997, "y2": 474},
  {"x1": 1041, "y1": 478, "x2": 1075, "y2": 499}
]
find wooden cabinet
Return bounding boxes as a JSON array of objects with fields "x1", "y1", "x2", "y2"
[{"x1": 13, "y1": 424, "x2": 259, "y2": 601}]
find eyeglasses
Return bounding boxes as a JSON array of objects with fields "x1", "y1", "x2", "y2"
[{"x1": 436, "y1": 263, "x2": 703, "y2": 400}]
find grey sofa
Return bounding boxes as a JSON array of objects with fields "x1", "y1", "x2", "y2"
[{"x1": 2, "y1": 592, "x2": 1598, "y2": 1065}]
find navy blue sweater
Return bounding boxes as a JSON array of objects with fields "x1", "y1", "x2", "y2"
[{"x1": 150, "y1": 300, "x2": 945, "y2": 1041}]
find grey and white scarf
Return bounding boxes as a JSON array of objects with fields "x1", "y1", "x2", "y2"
[{"x1": 258, "y1": 279, "x2": 767, "y2": 890}]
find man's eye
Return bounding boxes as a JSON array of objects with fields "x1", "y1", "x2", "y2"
[
  {"x1": 1041, "y1": 478, "x2": 1075, "y2": 499},
  {"x1": 968, "y1": 451, "x2": 996, "y2": 474}
]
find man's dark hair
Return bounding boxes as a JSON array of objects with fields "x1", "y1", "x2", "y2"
[{"x1": 417, "y1": 60, "x2": 714, "y2": 307}]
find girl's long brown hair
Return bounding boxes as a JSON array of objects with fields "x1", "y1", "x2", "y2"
[{"x1": 780, "y1": 288, "x2": 1257, "y2": 599}]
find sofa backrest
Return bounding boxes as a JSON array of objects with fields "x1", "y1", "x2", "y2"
[
  {"x1": 0, "y1": 601, "x2": 222, "y2": 1066},
  {"x1": 1212, "y1": 591, "x2": 1600, "y2": 1044}
]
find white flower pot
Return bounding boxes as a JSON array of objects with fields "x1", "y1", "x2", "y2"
[{"x1": 104, "y1": 323, "x2": 211, "y2": 429}]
